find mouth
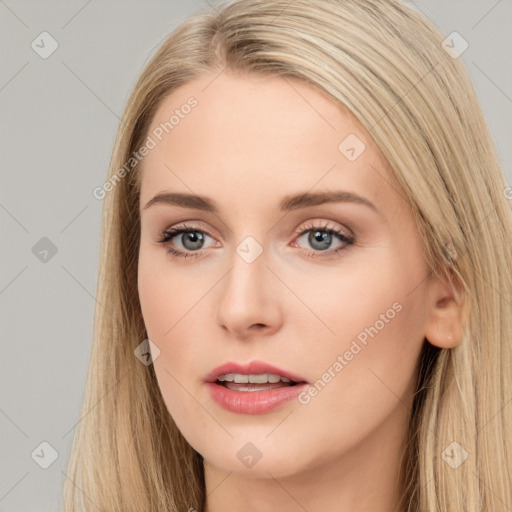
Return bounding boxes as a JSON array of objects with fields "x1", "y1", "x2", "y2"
[
  {"x1": 205, "y1": 360, "x2": 308, "y2": 388},
  {"x1": 214, "y1": 373, "x2": 302, "y2": 392},
  {"x1": 204, "y1": 361, "x2": 308, "y2": 414}
]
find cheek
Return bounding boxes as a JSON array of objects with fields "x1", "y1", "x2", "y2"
[
  {"x1": 138, "y1": 254, "x2": 211, "y2": 443},
  {"x1": 138, "y1": 249, "x2": 202, "y2": 341},
  {"x1": 137, "y1": 252, "x2": 205, "y2": 393},
  {"x1": 297, "y1": 254, "x2": 427, "y2": 427}
]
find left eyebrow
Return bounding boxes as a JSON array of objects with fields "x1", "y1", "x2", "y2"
[
  {"x1": 279, "y1": 190, "x2": 378, "y2": 213},
  {"x1": 142, "y1": 190, "x2": 379, "y2": 214}
]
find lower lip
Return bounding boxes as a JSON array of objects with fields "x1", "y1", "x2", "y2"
[{"x1": 206, "y1": 382, "x2": 308, "y2": 414}]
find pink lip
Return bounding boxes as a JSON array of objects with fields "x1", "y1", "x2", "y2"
[
  {"x1": 204, "y1": 360, "x2": 309, "y2": 415},
  {"x1": 204, "y1": 360, "x2": 308, "y2": 384},
  {"x1": 206, "y1": 382, "x2": 309, "y2": 414}
]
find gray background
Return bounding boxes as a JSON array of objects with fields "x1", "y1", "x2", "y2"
[{"x1": 1, "y1": 1, "x2": 511, "y2": 510}]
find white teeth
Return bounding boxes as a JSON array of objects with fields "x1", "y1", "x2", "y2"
[
  {"x1": 218, "y1": 373, "x2": 236, "y2": 382},
  {"x1": 217, "y1": 373, "x2": 292, "y2": 384}
]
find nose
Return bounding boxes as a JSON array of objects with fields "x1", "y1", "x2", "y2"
[{"x1": 215, "y1": 246, "x2": 283, "y2": 340}]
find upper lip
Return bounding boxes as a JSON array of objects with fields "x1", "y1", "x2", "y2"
[{"x1": 205, "y1": 360, "x2": 308, "y2": 384}]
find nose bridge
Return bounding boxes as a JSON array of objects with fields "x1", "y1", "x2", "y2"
[
  {"x1": 224, "y1": 234, "x2": 269, "y2": 303},
  {"x1": 216, "y1": 233, "x2": 281, "y2": 334}
]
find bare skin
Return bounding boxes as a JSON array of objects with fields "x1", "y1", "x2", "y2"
[{"x1": 137, "y1": 71, "x2": 464, "y2": 512}]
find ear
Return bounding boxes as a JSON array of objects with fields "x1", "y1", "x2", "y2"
[{"x1": 424, "y1": 269, "x2": 465, "y2": 349}]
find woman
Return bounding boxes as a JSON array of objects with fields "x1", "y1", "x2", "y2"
[{"x1": 63, "y1": 0, "x2": 512, "y2": 510}]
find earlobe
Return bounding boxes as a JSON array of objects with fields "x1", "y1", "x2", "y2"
[{"x1": 424, "y1": 272, "x2": 465, "y2": 349}]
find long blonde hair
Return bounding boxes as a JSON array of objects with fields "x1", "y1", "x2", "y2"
[{"x1": 62, "y1": 1, "x2": 512, "y2": 510}]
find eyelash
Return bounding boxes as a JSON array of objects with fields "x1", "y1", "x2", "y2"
[{"x1": 157, "y1": 221, "x2": 355, "y2": 260}]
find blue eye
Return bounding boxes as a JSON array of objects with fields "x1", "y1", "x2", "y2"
[
  {"x1": 293, "y1": 222, "x2": 354, "y2": 258},
  {"x1": 157, "y1": 225, "x2": 214, "y2": 259},
  {"x1": 157, "y1": 221, "x2": 355, "y2": 260}
]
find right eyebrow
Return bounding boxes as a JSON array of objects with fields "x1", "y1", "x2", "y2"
[{"x1": 143, "y1": 192, "x2": 217, "y2": 212}]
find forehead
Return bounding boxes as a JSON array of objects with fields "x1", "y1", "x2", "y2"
[{"x1": 139, "y1": 71, "x2": 399, "y2": 217}]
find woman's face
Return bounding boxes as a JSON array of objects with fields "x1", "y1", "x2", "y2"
[{"x1": 137, "y1": 71, "x2": 441, "y2": 479}]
